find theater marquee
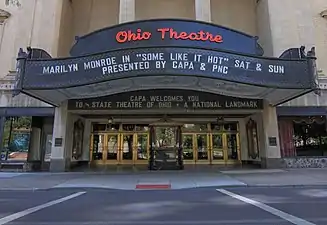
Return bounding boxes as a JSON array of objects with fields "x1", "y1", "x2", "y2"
[
  {"x1": 14, "y1": 19, "x2": 318, "y2": 106},
  {"x1": 68, "y1": 90, "x2": 264, "y2": 111},
  {"x1": 22, "y1": 47, "x2": 307, "y2": 89},
  {"x1": 69, "y1": 19, "x2": 262, "y2": 56}
]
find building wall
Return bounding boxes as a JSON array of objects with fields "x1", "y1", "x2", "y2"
[
  {"x1": 135, "y1": 0, "x2": 195, "y2": 20},
  {"x1": 211, "y1": 0, "x2": 257, "y2": 36},
  {"x1": 311, "y1": 0, "x2": 327, "y2": 78},
  {"x1": 0, "y1": 0, "x2": 62, "y2": 78},
  {"x1": 57, "y1": 0, "x2": 119, "y2": 57},
  {"x1": 0, "y1": 0, "x2": 326, "y2": 107},
  {"x1": 261, "y1": 0, "x2": 327, "y2": 107}
]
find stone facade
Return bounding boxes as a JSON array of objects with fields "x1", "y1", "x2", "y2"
[
  {"x1": 0, "y1": 0, "x2": 326, "y2": 171},
  {"x1": 0, "y1": 0, "x2": 326, "y2": 105}
]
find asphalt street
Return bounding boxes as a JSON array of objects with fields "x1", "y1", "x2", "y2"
[{"x1": 0, "y1": 186, "x2": 327, "y2": 225}]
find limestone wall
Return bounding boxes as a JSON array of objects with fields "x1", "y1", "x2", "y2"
[
  {"x1": 211, "y1": 0, "x2": 257, "y2": 36},
  {"x1": 0, "y1": 0, "x2": 327, "y2": 108}
]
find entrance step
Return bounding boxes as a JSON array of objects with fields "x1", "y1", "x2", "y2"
[
  {"x1": 136, "y1": 179, "x2": 171, "y2": 189},
  {"x1": 135, "y1": 184, "x2": 171, "y2": 189}
]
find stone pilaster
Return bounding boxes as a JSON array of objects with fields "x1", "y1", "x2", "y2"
[
  {"x1": 49, "y1": 101, "x2": 69, "y2": 172},
  {"x1": 195, "y1": 0, "x2": 211, "y2": 22},
  {"x1": 260, "y1": 101, "x2": 282, "y2": 168},
  {"x1": 119, "y1": 0, "x2": 135, "y2": 23}
]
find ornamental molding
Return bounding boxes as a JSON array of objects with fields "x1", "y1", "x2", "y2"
[
  {"x1": 0, "y1": 9, "x2": 10, "y2": 24},
  {"x1": 0, "y1": 71, "x2": 16, "y2": 91},
  {"x1": 320, "y1": 9, "x2": 327, "y2": 18},
  {"x1": 4, "y1": 0, "x2": 21, "y2": 7},
  {"x1": 318, "y1": 78, "x2": 327, "y2": 90}
]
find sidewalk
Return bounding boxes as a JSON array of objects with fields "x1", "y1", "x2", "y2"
[
  {"x1": 0, "y1": 169, "x2": 327, "y2": 190},
  {"x1": 221, "y1": 168, "x2": 327, "y2": 187}
]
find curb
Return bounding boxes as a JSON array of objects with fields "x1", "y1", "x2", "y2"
[
  {"x1": 244, "y1": 184, "x2": 327, "y2": 188},
  {"x1": 135, "y1": 184, "x2": 171, "y2": 190},
  {"x1": 0, "y1": 187, "x2": 40, "y2": 191},
  {"x1": 1, "y1": 184, "x2": 326, "y2": 191}
]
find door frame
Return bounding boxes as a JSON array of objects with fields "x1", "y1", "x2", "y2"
[
  {"x1": 182, "y1": 133, "x2": 196, "y2": 164},
  {"x1": 119, "y1": 133, "x2": 134, "y2": 165},
  {"x1": 210, "y1": 131, "x2": 241, "y2": 165},
  {"x1": 133, "y1": 132, "x2": 150, "y2": 165},
  {"x1": 104, "y1": 133, "x2": 121, "y2": 164},
  {"x1": 225, "y1": 132, "x2": 241, "y2": 164},
  {"x1": 90, "y1": 132, "x2": 150, "y2": 165},
  {"x1": 194, "y1": 133, "x2": 211, "y2": 165},
  {"x1": 90, "y1": 132, "x2": 121, "y2": 165},
  {"x1": 89, "y1": 123, "x2": 242, "y2": 166},
  {"x1": 210, "y1": 133, "x2": 226, "y2": 165}
]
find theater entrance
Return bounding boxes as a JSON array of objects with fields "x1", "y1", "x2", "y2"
[
  {"x1": 148, "y1": 125, "x2": 183, "y2": 170},
  {"x1": 89, "y1": 122, "x2": 240, "y2": 169},
  {"x1": 181, "y1": 122, "x2": 240, "y2": 165},
  {"x1": 90, "y1": 124, "x2": 150, "y2": 165}
]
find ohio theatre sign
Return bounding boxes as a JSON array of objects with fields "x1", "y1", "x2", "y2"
[{"x1": 14, "y1": 19, "x2": 318, "y2": 106}]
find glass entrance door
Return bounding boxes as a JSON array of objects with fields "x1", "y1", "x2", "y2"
[
  {"x1": 90, "y1": 133, "x2": 120, "y2": 164},
  {"x1": 226, "y1": 133, "x2": 239, "y2": 162},
  {"x1": 105, "y1": 134, "x2": 120, "y2": 163},
  {"x1": 91, "y1": 132, "x2": 150, "y2": 165},
  {"x1": 182, "y1": 134, "x2": 195, "y2": 163},
  {"x1": 195, "y1": 134, "x2": 210, "y2": 164},
  {"x1": 210, "y1": 133, "x2": 240, "y2": 164},
  {"x1": 135, "y1": 133, "x2": 149, "y2": 164},
  {"x1": 210, "y1": 133, "x2": 225, "y2": 164},
  {"x1": 91, "y1": 134, "x2": 105, "y2": 163},
  {"x1": 119, "y1": 134, "x2": 134, "y2": 164}
]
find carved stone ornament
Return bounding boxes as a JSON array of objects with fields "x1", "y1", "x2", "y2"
[
  {"x1": 246, "y1": 118, "x2": 259, "y2": 159},
  {"x1": 320, "y1": 9, "x2": 327, "y2": 18},
  {"x1": 0, "y1": 9, "x2": 10, "y2": 24},
  {"x1": 72, "y1": 119, "x2": 85, "y2": 160},
  {"x1": 5, "y1": 0, "x2": 21, "y2": 7}
]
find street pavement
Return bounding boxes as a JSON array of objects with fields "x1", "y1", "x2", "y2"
[
  {"x1": 0, "y1": 169, "x2": 327, "y2": 224},
  {"x1": 0, "y1": 186, "x2": 327, "y2": 224}
]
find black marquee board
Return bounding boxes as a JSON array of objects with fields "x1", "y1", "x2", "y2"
[{"x1": 68, "y1": 89, "x2": 263, "y2": 111}]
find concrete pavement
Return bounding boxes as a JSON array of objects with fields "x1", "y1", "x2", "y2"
[
  {"x1": 221, "y1": 168, "x2": 327, "y2": 187},
  {"x1": 1, "y1": 186, "x2": 327, "y2": 224},
  {"x1": 0, "y1": 169, "x2": 327, "y2": 190},
  {"x1": 0, "y1": 171, "x2": 247, "y2": 190}
]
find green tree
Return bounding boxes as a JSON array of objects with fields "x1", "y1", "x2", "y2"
[{"x1": 2, "y1": 117, "x2": 31, "y2": 151}]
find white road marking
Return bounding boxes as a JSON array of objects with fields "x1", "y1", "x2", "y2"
[
  {"x1": 216, "y1": 189, "x2": 316, "y2": 225},
  {"x1": 0, "y1": 191, "x2": 86, "y2": 225}
]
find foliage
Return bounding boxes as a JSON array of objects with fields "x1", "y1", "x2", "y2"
[
  {"x1": 155, "y1": 127, "x2": 176, "y2": 147},
  {"x1": 2, "y1": 117, "x2": 31, "y2": 150}
]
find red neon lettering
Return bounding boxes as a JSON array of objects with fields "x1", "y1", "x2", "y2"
[
  {"x1": 157, "y1": 28, "x2": 169, "y2": 39},
  {"x1": 157, "y1": 28, "x2": 223, "y2": 43},
  {"x1": 116, "y1": 28, "x2": 223, "y2": 44},
  {"x1": 116, "y1": 28, "x2": 151, "y2": 43}
]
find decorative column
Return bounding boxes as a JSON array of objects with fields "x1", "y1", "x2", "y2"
[
  {"x1": 148, "y1": 126, "x2": 155, "y2": 170},
  {"x1": 27, "y1": 116, "x2": 43, "y2": 171},
  {"x1": 0, "y1": 116, "x2": 6, "y2": 159},
  {"x1": 195, "y1": 0, "x2": 211, "y2": 22},
  {"x1": 49, "y1": 101, "x2": 69, "y2": 172},
  {"x1": 261, "y1": 101, "x2": 281, "y2": 168},
  {"x1": 119, "y1": 0, "x2": 135, "y2": 23}
]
